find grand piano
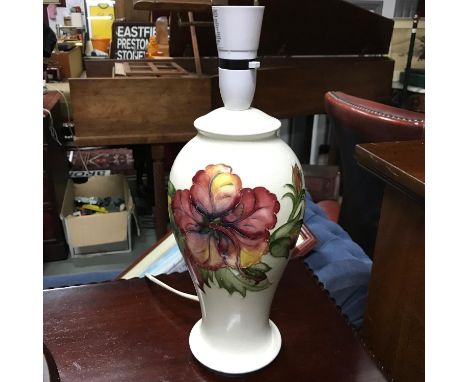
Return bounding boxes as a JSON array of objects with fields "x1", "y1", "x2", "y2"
[{"x1": 71, "y1": 0, "x2": 395, "y2": 237}]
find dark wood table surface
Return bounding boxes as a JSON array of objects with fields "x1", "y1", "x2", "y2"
[
  {"x1": 44, "y1": 260, "x2": 387, "y2": 382},
  {"x1": 44, "y1": 91, "x2": 62, "y2": 112},
  {"x1": 355, "y1": 140, "x2": 424, "y2": 201},
  {"x1": 356, "y1": 140, "x2": 424, "y2": 382}
]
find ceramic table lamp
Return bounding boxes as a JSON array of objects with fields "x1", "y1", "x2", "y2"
[{"x1": 167, "y1": 5, "x2": 305, "y2": 374}]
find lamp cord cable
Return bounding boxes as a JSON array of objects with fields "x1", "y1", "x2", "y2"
[
  {"x1": 144, "y1": 273, "x2": 199, "y2": 302},
  {"x1": 43, "y1": 108, "x2": 62, "y2": 147},
  {"x1": 44, "y1": 84, "x2": 90, "y2": 173}
]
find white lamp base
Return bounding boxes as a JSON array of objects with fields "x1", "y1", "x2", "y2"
[{"x1": 189, "y1": 319, "x2": 282, "y2": 374}]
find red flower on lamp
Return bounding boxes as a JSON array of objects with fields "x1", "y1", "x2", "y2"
[{"x1": 171, "y1": 164, "x2": 280, "y2": 273}]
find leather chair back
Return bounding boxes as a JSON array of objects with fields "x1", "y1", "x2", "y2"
[{"x1": 324, "y1": 91, "x2": 424, "y2": 257}]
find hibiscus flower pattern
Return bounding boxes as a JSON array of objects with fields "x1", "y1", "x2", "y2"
[
  {"x1": 168, "y1": 163, "x2": 305, "y2": 297},
  {"x1": 171, "y1": 163, "x2": 279, "y2": 265}
]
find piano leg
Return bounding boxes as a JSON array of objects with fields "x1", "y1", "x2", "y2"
[{"x1": 151, "y1": 144, "x2": 169, "y2": 239}]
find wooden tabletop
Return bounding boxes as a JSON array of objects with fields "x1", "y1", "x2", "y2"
[
  {"x1": 355, "y1": 140, "x2": 425, "y2": 200},
  {"x1": 43, "y1": 260, "x2": 387, "y2": 382},
  {"x1": 44, "y1": 91, "x2": 61, "y2": 113}
]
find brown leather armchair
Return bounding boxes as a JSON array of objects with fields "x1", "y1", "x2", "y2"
[{"x1": 324, "y1": 91, "x2": 424, "y2": 257}]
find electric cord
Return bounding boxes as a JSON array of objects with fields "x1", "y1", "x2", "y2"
[
  {"x1": 43, "y1": 108, "x2": 62, "y2": 147},
  {"x1": 144, "y1": 273, "x2": 199, "y2": 302},
  {"x1": 45, "y1": 83, "x2": 90, "y2": 173},
  {"x1": 45, "y1": 83, "x2": 71, "y2": 122}
]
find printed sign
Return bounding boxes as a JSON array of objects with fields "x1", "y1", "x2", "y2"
[
  {"x1": 110, "y1": 22, "x2": 156, "y2": 59},
  {"x1": 69, "y1": 170, "x2": 111, "y2": 178}
]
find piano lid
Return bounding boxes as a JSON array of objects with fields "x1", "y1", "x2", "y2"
[
  {"x1": 169, "y1": 0, "x2": 394, "y2": 57},
  {"x1": 133, "y1": 0, "x2": 227, "y2": 13}
]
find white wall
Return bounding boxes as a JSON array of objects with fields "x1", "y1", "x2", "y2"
[
  {"x1": 46, "y1": 0, "x2": 86, "y2": 36},
  {"x1": 382, "y1": 0, "x2": 397, "y2": 18}
]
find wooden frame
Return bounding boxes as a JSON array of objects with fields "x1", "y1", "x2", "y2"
[
  {"x1": 291, "y1": 225, "x2": 317, "y2": 259},
  {"x1": 122, "y1": 61, "x2": 189, "y2": 77}
]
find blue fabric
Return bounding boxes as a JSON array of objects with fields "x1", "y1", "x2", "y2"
[
  {"x1": 303, "y1": 192, "x2": 372, "y2": 328},
  {"x1": 43, "y1": 270, "x2": 121, "y2": 289}
]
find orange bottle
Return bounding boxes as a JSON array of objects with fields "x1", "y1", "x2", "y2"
[{"x1": 146, "y1": 36, "x2": 158, "y2": 58}]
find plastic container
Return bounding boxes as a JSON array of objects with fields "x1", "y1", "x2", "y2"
[{"x1": 91, "y1": 36, "x2": 111, "y2": 53}]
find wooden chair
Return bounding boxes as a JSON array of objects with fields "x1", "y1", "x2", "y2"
[
  {"x1": 324, "y1": 91, "x2": 424, "y2": 258},
  {"x1": 302, "y1": 164, "x2": 341, "y2": 223}
]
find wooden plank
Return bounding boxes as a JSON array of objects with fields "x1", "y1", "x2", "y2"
[
  {"x1": 188, "y1": 11, "x2": 202, "y2": 76},
  {"x1": 362, "y1": 186, "x2": 424, "y2": 382},
  {"x1": 75, "y1": 56, "x2": 393, "y2": 141},
  {"x1": 357, "y1": 140, "x2": 425, "y2": 382},
  {"x1": 84, "y1": 57, "x2": 216, "y2": 78},
  {"x1": 248, "y1": 58, "x2": 395, "y2": 118},
  {"x1": 69, "y1": 76, "x2": 211, "y2": 142},
  {"x1": 74, "y1": 132, "x2": 197, "y2": 146}
]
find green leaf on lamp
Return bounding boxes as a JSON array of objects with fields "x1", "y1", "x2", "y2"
[
  {"x1": 168, "y1": 180, "x2": 176, "y2": 198},
  {"x1": 269, "y1": 237, "x2": 290, "y2": 258},
  {"x1": 213, "y1": 267, "x2": 271, "y2": 297}
]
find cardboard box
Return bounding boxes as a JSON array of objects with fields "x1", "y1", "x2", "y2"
[
  {"x1": 60, "y1": 175, "x2": 134, "y2": 256},
  {"x1": 51, "y1": 46, "x2": 83, "y2": 79}
]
